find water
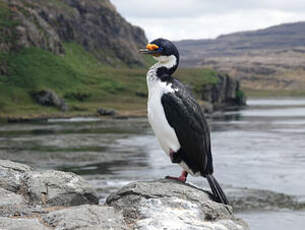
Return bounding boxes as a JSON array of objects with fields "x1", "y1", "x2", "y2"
[{"x1": 1, "y1": 98, "x2": 305, "y2": 229}]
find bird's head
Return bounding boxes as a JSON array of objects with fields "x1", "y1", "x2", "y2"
[{"x1": 140, "y1": 38, "x2": 179, "y2": 75}]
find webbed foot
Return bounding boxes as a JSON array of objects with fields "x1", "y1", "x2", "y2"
[{"x1": 165, "y1": 170, "x2": 188, "y2": 183}]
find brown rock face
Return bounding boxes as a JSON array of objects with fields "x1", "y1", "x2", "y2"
[{"x1": 1, "y1": 0, "x2": 148, "y2": 66}]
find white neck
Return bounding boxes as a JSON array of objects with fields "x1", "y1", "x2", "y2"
[
  {"x1": 152, "y1": 55, "x2": 177, "y2": 70},
  {"x1": 146, "y1": 55, "x2": 177, "y2": 92}
]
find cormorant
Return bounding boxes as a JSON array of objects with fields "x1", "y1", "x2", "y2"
[{"x1": 139, "y1": 38, "x2": 229, "y2": 205}]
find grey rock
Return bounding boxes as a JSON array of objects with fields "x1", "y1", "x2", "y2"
[
  {"x1": 0, "y1": 160, "x2": 31, "y2": 192},
  {"x1": 0, "y1": 217, "x2": 49, "y2": 230},
  {"x1": 97, "y1": 108, "x2": 116, "y2": 116},
  {"x1": 0, "y1": 161, "x2": 249, "y2": 229},
  {"x1": 31, "y1": 90, "x2": 68, "y2": 112},
  {"x1": 0, "y1": 188, "x2": 24, "y2": 207},
  {"x1": 0, "y1": 160, "x2": 31, "y2": 173},
  {"x1": 0, "y1": 188, "x2": 30, "y2": 217},
  {"x1": 201, "y1": 74, "x2": 246, "y2": 110},
  {"x1": 0, "y1": 160, "x2": 99, "y2": 211},
  {"x1": 23, "y1": 170, "x2": 99, "y2": 206},
  {"x1": 106, "y1": 179, "x2": 248, "y2": 230},
  {"x1": 227, "y1": 187, "x2": 305, "y2": 212},
  {"x1": 42, "y1": 204, "x2": 126, "y2": 230}
]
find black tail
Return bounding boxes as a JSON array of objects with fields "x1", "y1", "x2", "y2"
[{"x1": 206, "y1": 174, "x2": 229, "y2": 205}]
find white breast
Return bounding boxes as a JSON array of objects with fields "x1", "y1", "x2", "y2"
[
  {"x1": 146, "y1": 59, "x2": 201, "y2": 176},
  {"x1": 146, "y1": 66, "x2": 180, "y2": 155}
]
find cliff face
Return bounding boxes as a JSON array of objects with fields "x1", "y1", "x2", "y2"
[
  {"x1": 1, "y1": 0, "x2": 147, "y2": 67},
  {"x1": 201, "y1": 73, "x2": 246, "y2": 111}
]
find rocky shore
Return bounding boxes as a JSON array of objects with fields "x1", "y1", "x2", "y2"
[
  {"x1": 199, "y1": 73, "x2": 246, "y2": 113},
  {"x1": 0, "y1": 160, "x2": 248, "y2": 230}
]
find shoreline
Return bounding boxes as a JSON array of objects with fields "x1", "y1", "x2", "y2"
[
  {"x1": 1, "y1": 108, "x2": 148, "y2": 123},
  {"x1": 4, "y1": 94, "x2": 305, "y2": 123},
  {"x1": 1, "y1": 104, "x2": 247, "y2": 124}
]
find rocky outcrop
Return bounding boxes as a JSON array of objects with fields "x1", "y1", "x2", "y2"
[
  {"x1": 0, "y1": 217, "x2": 50, "y2": 230},
  {"x1": 0, "y1": 0, "x2": 147, "y2": 66},
  {"x1": 226, "y1": 187, "x2": 305, "y2": 212},
  {"x1": 0, "y1": 160, "x2": 98, "y2": 217},
  {"x1": 200, "y1": 73, "x2": 246, "y2": 113},
  {"x1": 43, "y1": 205, "x2": 126, "y2": 230},
  {"x1": 107, "y1": 179, "x2": 248, "y2": 230},
  {"x1": 97, "y1": 107, "x2": 116, "y2": 116},
  {"x1": 0, "y1": 160, "x2": 248, "y2": 230},
  {"x1": 31, "y1": 89, "x2": 68, "y2": 111}
]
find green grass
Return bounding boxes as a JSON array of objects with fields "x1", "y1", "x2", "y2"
[{"x1": 0, "y1": 41, "x2": 220, "y2": 118}]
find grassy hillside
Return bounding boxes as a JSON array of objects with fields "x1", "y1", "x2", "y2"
[{"x1": 0, "y1": 43, "x2": 219, "y2": 119}]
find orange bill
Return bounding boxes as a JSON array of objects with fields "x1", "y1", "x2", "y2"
[{"x1": 146, "y1": 44, "x2": 159, "y2": 51}]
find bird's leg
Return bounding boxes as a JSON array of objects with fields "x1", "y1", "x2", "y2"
[
  {"x1": 166, "y1": 170, "x2": 188, "y2": 183},
  {"x1": 166, "y1": 149, "x2": 187, "y2": 182}
]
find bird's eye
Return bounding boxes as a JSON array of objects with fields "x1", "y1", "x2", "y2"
[{"x1": 158, "y1": 47, "x2": 164, "y2": 51}]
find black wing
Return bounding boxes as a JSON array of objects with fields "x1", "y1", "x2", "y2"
[{"x1": 161, "y1": 79, "x2": 213, "y2": 175}]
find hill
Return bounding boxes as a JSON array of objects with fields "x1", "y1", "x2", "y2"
[
  {"x1": 0, "y1": 0, "x2": 148, "y2": 67},
  {"x1": 175, "y1": 22, "x2": 305, "y2": 96},
  {"x1": 0, "y1": 0, "x2": 241, "y2": 119},
  {"x1": 0, "y1": 0, "x2": 150, "y2": 118}
]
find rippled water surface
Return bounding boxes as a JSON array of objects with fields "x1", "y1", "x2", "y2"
[{"x1": 1, "y1": 98, "x2": 305, "y2": 230}]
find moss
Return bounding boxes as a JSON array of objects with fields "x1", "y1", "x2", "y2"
[
  {"x1": 236, "y1": 89, "x2": 245, "y2": 98},
  {"x1": 235, "y1": 89, "x2": 246, "y2": 105}
]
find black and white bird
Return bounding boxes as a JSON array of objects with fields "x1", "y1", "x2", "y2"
[{"x1": 139, "y1": 38, "x2": 229, "y2": 205}]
